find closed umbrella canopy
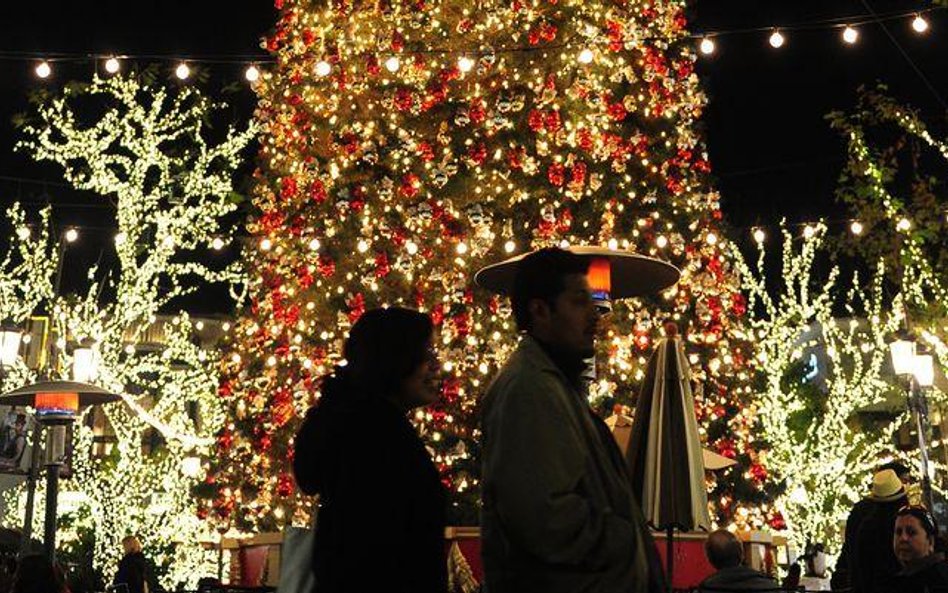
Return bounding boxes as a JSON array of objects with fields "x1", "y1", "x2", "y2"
[{"x1": 627, "y1": 328, "x2": 711, "y2": 532}]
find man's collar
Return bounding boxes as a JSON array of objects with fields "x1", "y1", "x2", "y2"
[{"x1": 520, "y1": 335, "x2": 588, "y2": 390}]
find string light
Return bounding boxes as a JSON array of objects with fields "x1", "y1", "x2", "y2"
[
  {"x1": 753, "y1": 228, "x2": 766, "y2": 243},
  {"x1": 803, "y1": 225, "x2": 816, "y2": 239},
  {"x1": 504, "y1": 240, "x2": 516, "y2": 253},
  {"x1": 64, "y1": 228, "x2": 79, "y2": 243},
  {"x1": 769, "y1": 30, "x2": 786, "y2": 49},
  {"x1": 211, "y1": 237, "x2": 226, "y2": 251},
  {"x1": 260, "y1": 237, "x2": 273, "y2": 251},
  {"x1": 897, "y1": 217, "x2": 912, "y2": 231},
  {"x1": 699, "y1": 37, "x2": 716, "y2": 55},
  {"x1": 842, "y1": 26, "x2": 859, "y2": 44},
  {"x1": 315, "y1": 60, "x2": 331, "y2": 77},
  {"x1": 706, "y1": 231, "x2": 719, "y2": 245},
  {"x1": 578, "y1": 48, "x2": 595, "y2": 64},
  {"x1": 15, "y1": 226, "x2": 30, "y2": 240},
  {"x1": 656, "y1": 235, "x2": 668, "y2": 248},
  {"x1": 457, "y1": 56, "x2": 475, "y2": 73},
  {"x1": 35, "y1": 61, "x2": 51, "y2": 79},
  {"x1": 104, "y1": 57, "x2": 121, "y2": 74},
  {"x1": 385, "y1": 56, "x2": 401, "y2": 72},
  {"x1": 912, "y1": 14, "x2": 930, "y2": 33},
  {"x1": 175, "y1": 63, "x2": 191, "y2": 80},
  {"x1": 850, "y1": 220, "x2": 864, "y2": 235},
  {"x1": 244, "y1": 65, "x2": 260, "y2": 82},
  {"x1": 308, "y1": 238, "x2": 320, "y2": 251}
]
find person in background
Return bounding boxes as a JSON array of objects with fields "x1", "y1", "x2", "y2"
[
  {"x1": 851, "y1": 469, "x2": 909, "y2": 593},
  {"x1": 698, "y1": 529, "x2": 780, "y2": 592},
  {"x1": 890, "y1": 505, "x2": 948, "y2": 592},
  {"x1": 113, "y1": 536, "x2": 152, "y2": 593},
  {"x1": 833, "y1": 461, "x2": 912, "y2": 590},
  {"x1": 294, "y1": 307, "x2": 446, "y2": 593},
  {"x1": 480, "y1": 248, "x2": 664, "y2": 593},
  {"x1": 11, "y1": 554, "x2": 67, "y2": 593}
]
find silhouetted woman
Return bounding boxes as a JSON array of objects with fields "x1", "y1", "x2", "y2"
[{"x1": 294, "y1": 307, "x2": 446, "y2": 593}]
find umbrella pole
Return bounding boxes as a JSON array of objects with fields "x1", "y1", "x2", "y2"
[{"x1": 666, "y1": 525, "x2": 674, "y2": 593}]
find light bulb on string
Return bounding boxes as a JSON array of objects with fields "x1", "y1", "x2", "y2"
[
  {"x1": 35, "y1": 61, "x2": 52, "y2": 79},
  {"x1": 385, "y1": 56, "x2": 400, "y2": 72},
  {"x1": 912, "y1": 14, "x2": 929, "y2": 33},
  {"x1": 104, "y1": 57, "x2": 121, "y2": 74},
  {"x1": 504, "y1": 240, "x2": 516, "y2": 254},
  {"x1": 803, "y1": 225, "x2": 816, "y2": 239},
  {"x1": 15, "y1": 227, "x2": 30, "y2": 241},
  {"x1": 656, "y1": 235, "x2": 668, "y2": 248},
  {"x1": 699, "y1": 37, "x2": 716, "y2": 55},
  {"x1": 842, "y1": 26, "x2": 859, "y2": 44},
  {"x1": 211, "y1": 237, "x2": 226, "y2": 251},
  {"x1": 769, "y1": 30, "x2": 786, "y2": 48},
  {"x1": 753, "y1": 228, "x2": 766, "y2": 243},
  {"x1": 64, "y1": 228, "x2": 79, "y2": 243},
  {"x1": 457, "y1": 56, "x2": 475, "y2": 73},
  {"x1": 175, "y1": 63, "x2": 191, "y2": 80},
  {"x1": 578, "y1": 48, "x2": 595, "y2": 64},
  {"x1": 850, "y1": 221, "x2": 864, "y2": 235},
  {"x1": 245, "y1": 65, "x2": 260, "y2": 82},
  {"x1": 897, "y1": 218, "x2": 912, "y2": 231},
  {"x1": 315, "y1": 61, "x2": 332, "y2": 77},
  {"x1": 706, "y1": 231, "x2": 718, "y2": 245}
]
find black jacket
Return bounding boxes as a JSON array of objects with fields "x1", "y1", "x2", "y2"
[
  {"x1": 114, "y1": 551, "x2": 147, "y2": 593},
  {"x1": 698, "y1": 565, "x2": 782, "y2": 592},
  {"x1": 833, "y1": 497, "x2": 875, "y2": 590},
  {"x1": 852, "y1": 497, "x2": 907, "y2": 593},
  {"x1": 891, "y1": 553, "x2": 948, "y2": 593},
  {"x1": 294, "y1": 393, "x2": 447, "y2": 593}
]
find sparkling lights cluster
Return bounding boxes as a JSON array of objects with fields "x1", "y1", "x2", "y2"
[
  {"x1": 6, "y1": 74, "x2": 254, "y2": 587},
  {"x1": 201, "y1": 0, "x2": 778, "y2": 533}
]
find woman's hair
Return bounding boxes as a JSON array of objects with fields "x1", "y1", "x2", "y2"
[
  {"x1": 122, "y1": 534, "x2": 143, "y2": 553},
  {"x1": 897, "y1": 505, "x2": 939, "y2": 540},
  {"x1": 322, "y1": 307, "x2": 433, "y2": 402},
  {"x1": 11, "y1": 554, "x2": 65, "y2": 593}
]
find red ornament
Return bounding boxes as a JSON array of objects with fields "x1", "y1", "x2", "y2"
[
  {"x1": 769, "y1": 511, "x2": 787, "y2": 530},
  {"x1": 750, "y1": 463, "x2": 768, "y2": 482},
  {"x1": 400, "y1": 173, "x2": 421, "y2": 198},
  {"x1": 469, "y1": 99, "x2": 486, "y2": 125},
  {"x1": 391, "y1": 31, "x2": 405, "y2": 52},
  {"x1": 608, "y1": 102, "x2": 628, "y2": 121},
  {"x1": 528, "y1": 109, "x2": 544, "y2": 132},
  {"x1": 374, "y1": 251, "x2": 391, "y2": 278},
  {"x1": 547, "y1": 163, "x2": 565, "y2": 186},
  {"x1": 310, "y1": 179, "x2": 327, "y2": 203},
  {"x1": 280, "y1": 176, "x2": 299, "y2": 201},
  {"x1": 544, "y1": 109, "x2": 561, "y2": 132},
  {"x1": 317, "y1": 254, "x2": 335, "y2": 278},
  {"x1": 276, "y1": 472, "x2": 295, "y2": 497},
  {"x1": 394, "y1": 88, "x2": 414, "y2": 112}
]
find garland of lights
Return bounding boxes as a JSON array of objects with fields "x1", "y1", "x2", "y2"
[{"x1": 0, "y1": 74, "x2": 254, "y2": 588}]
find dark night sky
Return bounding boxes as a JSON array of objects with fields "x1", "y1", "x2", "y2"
[{"x1": 0, "y1": 1, "x2": 945, "y2": 310}]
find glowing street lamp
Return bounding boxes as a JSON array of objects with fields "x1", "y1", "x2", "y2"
[
  {"x1": 0, "y1": 380, "x2": 121, "y2": 562},
  {"x1": 890, "y1": 336, "x2": 937, "y2": 509}
]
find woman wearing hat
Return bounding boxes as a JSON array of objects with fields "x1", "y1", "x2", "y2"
[
  {"x1": 890, "y1": 505, "x2": 948, "y2": 592},
  {"x1": 852, "y1": 469, "x2": 909, "y2": 593}
]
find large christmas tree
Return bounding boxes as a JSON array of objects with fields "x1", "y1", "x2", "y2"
[{"x1": 202, "y1": 0, "x2": 782, "y2": 531}]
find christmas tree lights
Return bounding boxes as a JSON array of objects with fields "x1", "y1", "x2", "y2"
[{"x1": 203, "y1": 0, "x2": 779, "y2": 532}]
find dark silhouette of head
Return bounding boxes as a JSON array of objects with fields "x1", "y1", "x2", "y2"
[
  {"x1": 11, "y1": 554, "x2": 64, "y2": 593},
  {"x1": 705, "y1": 529, "x2": 744, "y2": 570},
  {"x1": 511, "y1": 248, "x2": 598, "y2": 358},
  {"x1": 326, "y1": 307, "x2": 436, "y2": 407}
]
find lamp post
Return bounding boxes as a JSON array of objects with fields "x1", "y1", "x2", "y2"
[
  {"x1": 0, "y1": 381, "x2": 121, "y2": 563},
  {"x1": 890, "y1": 338, "x2": 937, "y2": 509}
]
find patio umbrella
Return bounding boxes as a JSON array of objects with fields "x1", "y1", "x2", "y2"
[{"x1": 626, "y1": 323, "x2": 711, "y2": 592}]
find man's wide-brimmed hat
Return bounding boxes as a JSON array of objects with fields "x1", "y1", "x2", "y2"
[
  {"x1": 474, "y1": 246, "x2": 680, "y2": 299},
  {"x1": 868, "y1": 468, "x2": 906, "y2": 502}
]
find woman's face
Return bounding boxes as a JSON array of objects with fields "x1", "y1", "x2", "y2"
[
  {"x1": 398, "y1": 339, "x2": 441, "y2": 409},
  {"x1": 894, "y1": 514, "x2": 934, "y2": 565}
]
